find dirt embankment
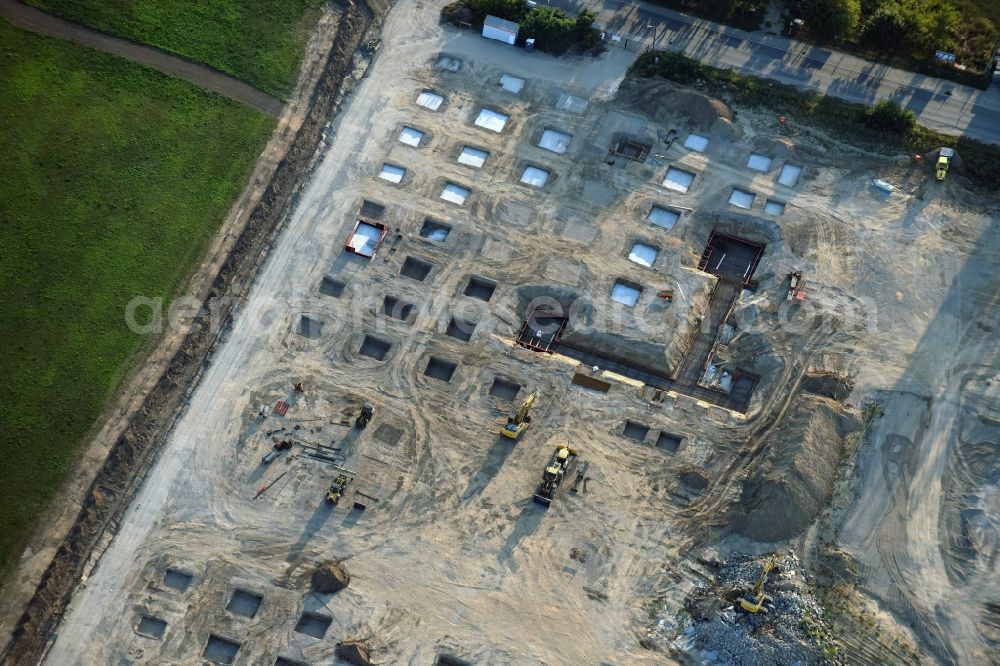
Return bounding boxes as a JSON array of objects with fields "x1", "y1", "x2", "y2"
[
  {"x1": 0, "y1": 4, "x2": 371, "y2": 664},
  {"x1": 736, "y1": 393, "x2": 860, "y2": 543}
]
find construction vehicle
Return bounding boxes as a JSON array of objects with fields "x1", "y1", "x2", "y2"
[
  {"x1": 533, "y1": 445, "x2": 577, "y2": 506},
  {"x1": 356, "y1": 403, "x2": 374, "y2": 429},
  {"x1": 786, "y1": 271, "x2": 804, "y2": 302},
  {"x1": 936, "y1": 147, "x2": 955, "y2": 181},
  {"x1": 738, "y1": 557, "x2": 776, "y2": 613},
  {"x1": 501, "y1": 390, "x2": 540, "y2": 440},
  {"x1": 326, "y1": 474, "x2": 353, "y2": 505}
]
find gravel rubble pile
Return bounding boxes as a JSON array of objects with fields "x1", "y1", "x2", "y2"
[{"x1": 670, "y1": 554, "x2": 839, "y2": 665}]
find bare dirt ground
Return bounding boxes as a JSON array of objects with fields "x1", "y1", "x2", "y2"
[
  {"x1": 26, "y1": 1, "x2": 1000, "y2": 664},
  {"x1": 0, "y1": 0, "x2": 284, "y2": 115}
]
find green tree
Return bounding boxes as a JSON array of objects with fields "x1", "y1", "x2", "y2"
[
  {"x1": 794, "y1": 0, "x2": 861, "y2": 42},
  {"x1": 862, "y1": 5, "x2": 908, "y2": 51},
  {"x1": 519, "y1": 6, "x2": 577, "y2": 54}
]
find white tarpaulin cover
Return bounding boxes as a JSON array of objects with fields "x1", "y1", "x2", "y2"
[
  {"x1": 379, "y1": 164, "x2": 406, "y2": 183},
  {"x1": 458, "y1": 146, "x2": 489, "y2": 168},
  {"x1": 347, "y1": 222, "x2": 383, "y2": 256},
  {"x1": 611, "y1": 282, "x2": 642, "y2": 307},
  {"x1": 683, "y1": 134, "x2": 709, "y2": 152},
  {"x1": 728, "y1": 188, "x2": 755, "y2": 208},
  {"x1": 763, "y1": 199, "x2": 786, "y2": 215},
  {"x1": 474, "y1": 108, "x2": 509, "y2": 132},
  {"x1": 747, "y1": 153, "x2": 773, "y2": 172},
  {"x1": 662, "y1": 167, "x2": 695, "y2": 193},
  {"x1": 647, "y1": 206, "x2": 679, "y2": 229},
  {"x1": 520, "y1": 166, "x2": 549, "y2": 187},
  {"x1": 416, "y1": 91, "x2": 443, "y2": 110},
  {"x1": 777, "y1": 163, "x2": 802, "y2": 186},
  {"x1": 440, "y1": 183, "x2": 470, "y2": 204},
  {"x1": 398, "y1": 126, "x2": 424, "y2": 146},
  {"x1": 628, "y1": 243, "x2": 659, "y2": 267},
  {"x1": 538, "y1": 129, "x2": 572, "y2": 154},
  {"x1": 499, "y1": 74, "x2": 525, "y2": 93}
]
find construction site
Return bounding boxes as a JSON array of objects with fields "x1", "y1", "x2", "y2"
[{"x1": 19, "y1": 1, "x2": 1000, "y2": 665}]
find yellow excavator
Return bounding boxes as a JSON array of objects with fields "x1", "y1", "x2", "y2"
[
  {"x1": 501, "y1": 390, "x2": 540, "y2": 440},
  {"x1": 738, "y1": 557, "x2": 776, "y2": 613}
]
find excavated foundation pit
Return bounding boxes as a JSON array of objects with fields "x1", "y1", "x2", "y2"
[
  {"x1": 657, "y1": 432, "x2": 682, "y2": 452},
  {"x1": 135, "y1": 615, "x2": 167, "y2": 639},
  {"x1": 400, "y1": 256, "x2": 433, "y2": 281},
  {"x1": 226, "y1": 589, "x2": 263, "y2": 618},
  {"x1": 294, "y1": 612, "x2": 332, "y2": 639},
  {"x1": 611, "y1": 136, "x2": 650, "y2": 162},
  {"x1": 420, "y1": 218, "x2": 452, "y2": 241},
  {"x1": 382, "y1": 295, "x2": 414, "y2": 321},
  {"x1": 203, "y1": 635, "x2": 240, "y2": 665},
  {"x1": 162, "y1": 568, "x2": 192, "y2": 592},
  {"x1": 359, "y1": 335, "x2": 391, "y2": 360},
  {"x1": 623, "y1": 421, "x2": 650, "y2": 442},
  {"x1": 320, "y1": 276, "x2": 346, "y2": 297},
  {"x1": 446, "y1": 317, "x2": 475, "y2": 342},
  {"x1": 425, "y1": 357, "x2": 458, "y2": 381},
  {"x1": 489, "y1": 377, "x2": 521, "y2": 401},
  {"x1": 298, "y1": 315, "x2": 324, "y2": 339},
  {"x1": 464, "y1": 276, "x2": 497, "y2": 301}
]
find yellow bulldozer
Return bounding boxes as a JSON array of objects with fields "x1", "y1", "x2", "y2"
[
  {"x1": 533, "y1": 445, "x2": 577, "y2": 506},
  {"x1": 738, "y1": 557, "x2": 776, "y2": 613},
  {"x1": 501, "y1": 390, "x2": 540, "y2": 440}
]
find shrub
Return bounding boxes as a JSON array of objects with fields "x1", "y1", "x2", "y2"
[
  {"x1": 858, "y1": 99, "x2": 916, "y2": 134},
  {"x1": 632, "y1": 51, "x2": 706, "y2": 83}
]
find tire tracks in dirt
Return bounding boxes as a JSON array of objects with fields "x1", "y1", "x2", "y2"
[
  {"x1": 0, "y1": 0, "x2": 283, "y2": 116},
  {"x1": 0, "y1": 2, "x2": 373, "y2": 664}
]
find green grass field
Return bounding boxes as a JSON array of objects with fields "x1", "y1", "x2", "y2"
[
  {"x1": 26, "y1": 0, "x2": 325, "y2": 97},
  {"x1": 0, "y1": 18, "x2": 274, "y2": 580}
]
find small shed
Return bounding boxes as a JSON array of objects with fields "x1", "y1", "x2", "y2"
[{"x1": 482, "y1": 15, "x2": 519, "y2": 45}]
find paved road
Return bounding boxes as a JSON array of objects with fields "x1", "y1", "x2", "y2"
[
  {"x1": 549, "y1": 0, "x2": 1000, "y2": 146},
  {"x1": 0, "y1": 0, "x2": 284, "y2": 117}
]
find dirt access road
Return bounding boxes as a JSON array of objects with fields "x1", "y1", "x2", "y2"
[{"x1": 0, "y1": 0, "x2": 284, "y2": 116}]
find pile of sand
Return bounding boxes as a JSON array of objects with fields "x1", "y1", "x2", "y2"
[
  {"x1": 737, "y1": 396, "x2": 859, "y2": 542},
  {"x1": 619, "y1": 80, "x2": 733, "y2": 129},
  {"x1": 311, "y1": 561, "x2": 350, "y2": 593},
  {"x1": 336, "y1": 639, "x2": 372, "y2": 665}
]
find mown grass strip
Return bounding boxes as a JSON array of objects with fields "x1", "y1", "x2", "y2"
[{"x1": 0, "y1": 18, "x2": 274, "y2": 579}]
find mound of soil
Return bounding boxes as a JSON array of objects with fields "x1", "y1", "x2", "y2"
[
  {"x1": 312, "y1": 561, "x2": 350, "y2": 593},
  {"x1": 336, "y1": 639, "x2": 372, "y2": 665},
  {"x1": 620, "y1": 80, "x2": 733, "y2": 129},
  {"x1": 737, "y1": 396, "x2": 859, "y2": 542}
]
